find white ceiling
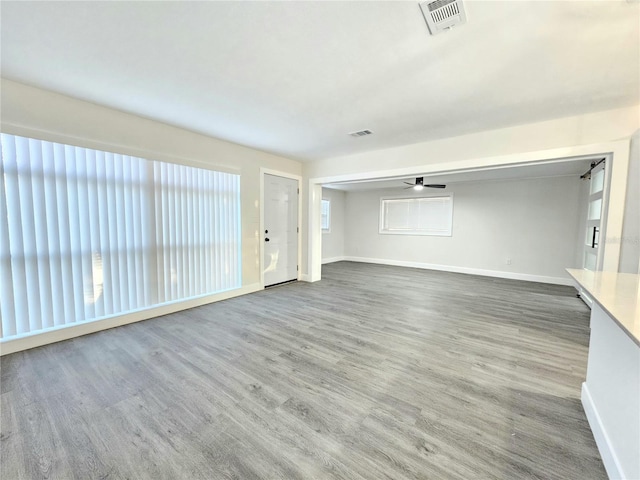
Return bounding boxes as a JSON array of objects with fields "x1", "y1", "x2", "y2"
[
  {"x1": 324, "y1": 158, "x2": 595, "y2": 191},
  {"x1": 2, "y1": 1, "x2": 638, "y2": 162}
]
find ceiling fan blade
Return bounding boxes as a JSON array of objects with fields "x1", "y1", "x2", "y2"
[
  {"x1": 404, "y1": 186, "x2": 414, "y2": 189},
  {"x1": 425, "y1": 184, "x2": 446, "y2": 189},
  {"x1": 403, "y1": 182, "x2": 415, "y2": 186}
]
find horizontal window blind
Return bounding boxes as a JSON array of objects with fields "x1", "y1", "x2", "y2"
[
  {"x1": 0, "y1": 133, "x2": 241, "y2": 339},
  {"x1": 380, "y1": 195, "x2": 453, "y2": 236}
]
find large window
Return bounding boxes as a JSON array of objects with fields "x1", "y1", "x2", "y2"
[
  {"x1": 321, "y1": 199, "x2": 331, "y2": 232},
  {"x1": 380, "y1": 194, "x2": 453, "y2": 236},
  {"x1": 0, "y1": 133, "x2": 241, "y2": 339}
]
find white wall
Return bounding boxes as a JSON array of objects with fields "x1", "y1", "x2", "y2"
[
  {"x1": 343, "y1": 175, "x2": 583, "y2": 284},
  {"x1": 619, "y1": 130, "x2": 640, "y2": 274},
  {"x1": 302, "y1": 105, "x2": 639, "y2": 279},
  {"x1": 321, "y1": 188, "x2": 345, "y2": 262},
  {"x1": 1, "y1": 79, "x2": 302, "y2": 353},
  {"x1": 306, "y1": 105, "x2": 640, "y2": 180},
  {"x1": 582, "y1": 303, "x2": 640, "y2": 480},
  {"x1": 1, "y1": 79, "x2": 302, "y2": 287}
]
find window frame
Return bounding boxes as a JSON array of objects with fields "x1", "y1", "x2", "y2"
[
  {"x1": 379, "y1": 193, "x2": 454, "y2": 237},
  {"x1": 0, "y1": 132, "x2": 242, "y2": 340}
]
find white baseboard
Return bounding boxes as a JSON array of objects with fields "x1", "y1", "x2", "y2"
[
  {"x1": 322, "y1": 256, "x2": 346, "y2": 265},
  {"x1": 582, "y1": 382, "x2": 624, "y2": 480},
  {"x1": 342, "y1": 256, "x2": 574, "y2": 286},
  {"x1": 299, "y1": 273, "x2": 310, "y2": 282},
  {"x1": 0, "y1": 283, "x2": 263, "y2": 356}
]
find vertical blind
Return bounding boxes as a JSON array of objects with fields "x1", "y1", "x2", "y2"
[{"x1": 0, "y1": 133, "x2": 241, "y2": 339}]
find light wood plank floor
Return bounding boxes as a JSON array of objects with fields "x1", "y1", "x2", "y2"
[{"x1": 1, "y1": 262, "x2": 605, "y2": 479}]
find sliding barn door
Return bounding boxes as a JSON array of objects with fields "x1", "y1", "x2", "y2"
[{"x1": 583, "y1": 161, "x2": 605, "y2": 271}]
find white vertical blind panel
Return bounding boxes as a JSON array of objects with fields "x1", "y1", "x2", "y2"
[
  {"x1": 222, "y1": 172, "x2": 228, "y2": 291},
  {"x1": 174, "y1": 163, "x2": 183, "y2": 299},
  {"x1": 185, "y1": 167, "x2": 192, "y2": 296},
  {"x1": 95, "y1": 150, "x2": 111, "y2": 317},
  {"x1": 19, "y1": 138, "x2": 42, "y2": 333},
  {"x1": 212, "y1": 172, "x2": 220, "y2": 292},
  {"x1": 104, "y1": 152, "x2": 121, "y2": 315},
  {"x1": 173, "y1": 162, "x2": 181, "y2": 301},
  {"x1": 210, "y1": 172, "x2": 217, "y2": 293},
  {"x1": 6, "y1": 136, "x2": 31, "y2": 334},
  {"x1": 113, "y1": 154, "x2": 129, "y2": 312},
  {"x1": 216, "y1": 172, "x2": 222, "y2": 292},
  {"x1": 194, "y1": 168, "x2": 203, "y2": 296},
  {"x1": 226, "y1": 174, "x2": 232, "y2": 291},
  {"x1": 180, "y1": 166, "x2": 187, "y2": 296},
  {"x1": 182, "y1": 165, "x2": 190, "y2": 297},
  {"x1": 151, "y1": 163, "x2": 166, "y2": 305},
  {"x1": 44, "y1": 141, "x2": 64, "y2": 327},
  {"x1": 30, "y1": 140, "x2": 55, "y2": 330},
  {"x1": 85, "y1": 149, "x2": 102, "y2": 319},
  {"x1": 134, "y1": 157, "x2": 145, "y2": 307},
  {"x1": 223, "y1": 172, "x2": 230, "y2": 290},
  {"x1": 161, "y1": 162, "x2": 172, "y2": 303},
  {"x1": 157, "y1": 162, "x2": 164, "y2": 301},
  {"x1": 75, "y1": 147, "x2": 96, "y2": 322},
  {"x1": 63, "y1": 145, "x2": 80, "y2": 323},
  {"x1": 235, "y1": 176, "x2": 241, "y2": 283},
  {"x1": 203, "y1": 169, "x2": 211, "y2": 293},
  {"x1": 0, "y1": 136, "x2": 18, "y2": 336},
  {"x1": 168, "y1": 162, "x2": 177, "y2": 301},
  {"x1": 132, "y1": 158, "x2": 144, "y2": 308},
  {"x1": 53, "y1": 143, "x2": 74, "y2": 325},
  {"x1": 188, "y1": 167, "x2": 194, "y2": 296},
  {"x1": 122, "y1": 155, "x2": 136, "y2": 310},
  {"x1": 235, "y1": 178, "x2": 240, "y2": 284},
  {"x1": 228, "y1": 175, "x2": 234, "y2": 291},
  {"x1": 0, "y1": 133, "x2": 240, "y2": 340},
  {"x1": 169, "y1": 162, "x2": 178, "y2": 301},
  {"x1": 220, "y1": 173, "x2": 226, "y2": 292},
  {"x1": 227, "y1": 175, "x2": 232, "y2": 287}
]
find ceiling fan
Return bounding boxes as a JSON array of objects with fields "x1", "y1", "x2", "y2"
[{"x1": 403, "y1": 177, "x2": 446, "y2": 191}]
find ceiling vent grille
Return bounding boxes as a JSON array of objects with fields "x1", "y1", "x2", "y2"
[
  {"x1": 419, "y1": 0, "x2": 467, "y2": 35},
  {"x1": 349, "y1": 129, "x2": 373, "y2": 137}
]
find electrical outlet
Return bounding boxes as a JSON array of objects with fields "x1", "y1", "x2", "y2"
[{"x1": 506, "y1": 258, "x2": 512, "y2": 265}]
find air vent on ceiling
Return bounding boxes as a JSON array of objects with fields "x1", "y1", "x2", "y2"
[
  {"x1": 419, "y1": 0, "x2": 467, "y2": 35},
  {"x1": 349, "y1": 129, "x2": 373, "y2": 138}
]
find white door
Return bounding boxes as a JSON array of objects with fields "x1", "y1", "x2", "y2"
[
  {"x1": 264, "y1": 174, "x2": 298, "y2": 287},
  {"x1": 583, "y1": 161, "x2": 606, "y2": 271}
]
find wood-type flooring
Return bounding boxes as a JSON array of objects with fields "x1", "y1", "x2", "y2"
[{"x1": 1, "y1": 262, "x2": 606, "y2": 479}]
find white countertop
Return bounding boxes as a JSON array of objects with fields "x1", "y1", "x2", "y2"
[{"x1": 567, "y1": 269, "x2": 640, "y2": 346}]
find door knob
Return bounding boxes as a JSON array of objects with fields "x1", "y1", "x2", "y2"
[{"x1": 265, "y1": 238, "x2": 270, "y2": 242}]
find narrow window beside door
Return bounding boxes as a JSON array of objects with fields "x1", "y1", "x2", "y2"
[{"x1": 321, "y1": 199, "x2": 331, "y2": 232}]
